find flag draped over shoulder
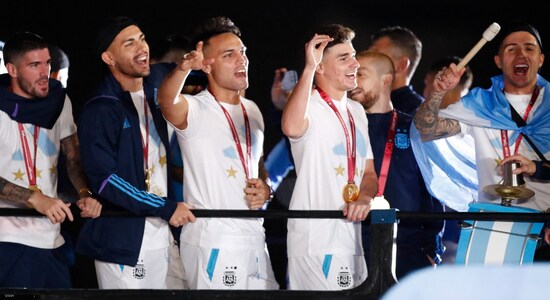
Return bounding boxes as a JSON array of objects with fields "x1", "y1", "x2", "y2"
[
  {"x1": 439, "y1": 74, "x2": 550, "y2": 154},
  {"x1": 411, "y1": 75, "x2": 550, "y2": 212},
  {"x1": 410, "y1": 125, "x2": 477, "y2": 212}
]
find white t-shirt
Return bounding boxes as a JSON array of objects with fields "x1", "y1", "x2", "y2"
[
  {"x1": 130, "y1": 90, "x2": 170, "y2": 251},
  {"x1": 463, "y1": 92, "x2": 550, "y2": 211},
  {"x1": 287, "y1": 90, "x2": 373, "y2": 257},
  {"x1": 0, "y1": 96, "x2": 76, "y2": 249},
  {"x1": 171, "y1": 90, "x2": 267, "y2": 250}
]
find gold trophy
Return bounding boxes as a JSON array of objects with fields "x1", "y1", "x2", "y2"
[{"x1": 483, "y1": 161, "x2": 535, "y2": 206}]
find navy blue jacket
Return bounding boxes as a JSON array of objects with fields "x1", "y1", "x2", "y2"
[
  {"x1": 364, "y1": 110, "x2": 444, "y2": 279},
  {"x1": 76, "y1": 63, "x2": 177, "y2": 266},
  {"x1": 390, "y1": 85, "x2": 424, "y2": 115}
]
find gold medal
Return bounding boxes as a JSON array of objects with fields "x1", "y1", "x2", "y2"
[
  {"x1": 150, "y1": 184, "x2": 164, "y2": 197},
  {"x1": 342, "y1": 182, "x2": 359, "y2": 203},
  {"x1": 29, "y1": 184, "x2": 42, "y2": 194},
  {"x1": 145, "y1": 169, "x2": 152, "y2": 192}
]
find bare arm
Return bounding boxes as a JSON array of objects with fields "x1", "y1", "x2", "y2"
[
  {"x1": 0, "y1": 177, "x2": 74, "y2": 223},
  {"x1": 0, "y1": 176, "x2": 34, "y2": 205},
  {"x1": 158, "y1": 41, "x2": 214, "y2": 130},
  {"x1": 61, "y1": 134, "x2": 87, "y2": 193},
  {"x1": 414, "y1": 63, "x2": 464, "y2": 141},
  {"x1": 281, "y1": 34, "x2": 333, "y2": 139},
  {"x1": 61, "y1": 133, "x2": 102, "y2": 218}
]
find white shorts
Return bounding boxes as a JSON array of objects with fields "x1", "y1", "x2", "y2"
[
  {"x1": 95, "y1": 247, "x2": 169, "y2": 289},
  {"x1": 180, "y1": 242, "x2": 279, "y2": 290},
  {"x1": 287, "y1": 254, "x2": 367, "y2": 290},
  {"x1": 166, "y1": 238, "x2": 188, "y2": 289}
]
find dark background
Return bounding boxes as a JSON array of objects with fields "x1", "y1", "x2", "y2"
[
  {"x1": 1, "y1": 0, "x2": 548, "y2": 289},
  {"x1": 1, "y1": 0, "x2": 548, "y2": 153}
]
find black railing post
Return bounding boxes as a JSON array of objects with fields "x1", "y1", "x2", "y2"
[{"x1": 353, "y1": 209, "x2": 398, "y2": 298}]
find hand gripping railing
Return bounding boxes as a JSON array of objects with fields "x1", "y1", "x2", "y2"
[{"x1": 1, "y1": 207, "x2": 549, "y2": 300}]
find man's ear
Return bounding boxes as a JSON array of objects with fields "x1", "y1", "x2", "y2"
[
  {"x1": 315, "y1": 62, "x2": 325, "y2": 75},
  {"x1": 101, "y1": 51, "x2": 115, "y2": 66},
  {"x1": 395, "y1": 55, "x2": 410, "y2": 74},
  {"x1": 494, "y1": 55, "x2": 502, "y2": 70}
]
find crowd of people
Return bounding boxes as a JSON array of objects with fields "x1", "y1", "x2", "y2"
[{"x1": 0, "y1": 14, "x2": 548, "y2": 293}]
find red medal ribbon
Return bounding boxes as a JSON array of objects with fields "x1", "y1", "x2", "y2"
[
  {"x1": 18, "y1": 123, "x2": 40, "y2": 187},
  {"x1": 500, "y1": 86, "x2": 539, "y2": 158},
  {"x1": 140, "y1": 94, "x2": 150, "y2": 172},
  {"x1": 216, "y1": 97, "x2": 251, "y2": 180},
  {"x1": 316, "y1": 87, "x2": 357, "y2": 184},
  {"x1": 377, "y1": 110, "x2": 398, "y2": 197}
]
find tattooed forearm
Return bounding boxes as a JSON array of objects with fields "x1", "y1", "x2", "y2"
[
  {"x1": 61, "y1": 134, "x2": 89, "y2": 193},
  {"x1": 414, "y1": 91, "x2": 461, "y2": 141},
  {"x1": 0, "y1": 176, "x2": 34, "y2": 205}
]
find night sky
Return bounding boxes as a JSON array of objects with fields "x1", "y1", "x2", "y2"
[{"x1": 1, "y1": 0, "x2": 547, "y2": 152}]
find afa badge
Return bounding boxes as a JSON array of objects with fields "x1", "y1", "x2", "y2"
[
  {"x1": 223, "y1": 266, "x2": 237, "y2": 287},
  {"x1": 394, "y1": 129, "x2": 410, "y2": 149},
  {"x1": 133, "y1": 263, "x2": 146, "y2": 280},
  {"x1": 337, "y1": 270, "x2": 352, "y2": 288}
]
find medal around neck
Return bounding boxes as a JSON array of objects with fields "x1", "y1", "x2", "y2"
[
  {"x1": 343, "y1": 182, "x2": 359, "y2": 203},
  {"x1": 145, "y1": 169, "x2": 152, "y2": 192}
]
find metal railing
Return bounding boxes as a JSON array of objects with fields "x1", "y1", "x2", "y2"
[{"x1": 1, "y1": 207, "x2": 549, "y2": 299}]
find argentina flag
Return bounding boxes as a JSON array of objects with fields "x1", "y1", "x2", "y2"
[{"x1": 411, "y1": 74, "x2": 550, "y2": 212}]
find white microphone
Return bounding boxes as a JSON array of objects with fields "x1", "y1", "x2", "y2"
[{"x1": 456, "y1": 22, "x2": 501, "y2": 70}]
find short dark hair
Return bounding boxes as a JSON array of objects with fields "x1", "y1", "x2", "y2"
[
  {"x1": 190, "y1": 16, "x2": 241, "y2": 48},
  {"x1": 2, "y1": 31, "x2": 48, "y2": 65},
  {"x1": 150, "y1": 34, "x2": 192, "y2": 62},
  {"x1": 370, "y1": 26, "x2": 422, "y2": 76},
  {"x1": 316, "y1": 24, "x2": 355, "y2": 51}
]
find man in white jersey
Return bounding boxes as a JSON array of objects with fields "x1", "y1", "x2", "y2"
[
  {"x1": 76, "y1": 16, "x2": 194, "y2": 289},
  {"x1": 157, "y1": 16, "x2": 278, "y2": 290},
  {"x1": 414, "y1": 20, "x2": 550, "y2": 212},
  {"x1": 0, "y1": 31, "x2": 101, "y2": 288},
  {"x1": 281, "y1": 24, "x2": 378, "y2": 290}
]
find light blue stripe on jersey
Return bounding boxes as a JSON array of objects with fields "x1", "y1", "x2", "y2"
[
  {"x1": 109, "y1": 174, "x2": 165, "y2": 207},
  {"x1": 207, "y1": 249, "x2": 220, "y2": 281},
  {"x1": 322, "y1": 254, "x2": 332, "y2": 279}
]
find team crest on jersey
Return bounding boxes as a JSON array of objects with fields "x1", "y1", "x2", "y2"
[
  {"x1": 223, "y1": 266, "x2": 237, "y2": 287},
  {"x1": 133, "y1": 263, "x2": 146, "y2": 280},
  {"x1": 394, "y1": 129, "x2": 410, "y2": 149},
  {"x1": 337, "y1": 270, "x2": 352, "y2": 288}
]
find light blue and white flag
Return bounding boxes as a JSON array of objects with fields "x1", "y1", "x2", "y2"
[{"x1": 411, "y1": 75, "x2": 550, "y2": 212}]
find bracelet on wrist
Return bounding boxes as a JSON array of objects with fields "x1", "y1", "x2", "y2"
[{"x1": 79, "y1": 188, "x2": 93, "y2": 198}]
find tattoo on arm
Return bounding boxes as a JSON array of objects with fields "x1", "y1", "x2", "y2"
[
  {"x1": 0, "y1": 176, "x2": 33, "y2": 204},
  {"x1": 414, "y1": 92, "x2": 461, "y2": 141},
  {"x1": 61, "y1": 134, "x2": 89, "y2": 194}
]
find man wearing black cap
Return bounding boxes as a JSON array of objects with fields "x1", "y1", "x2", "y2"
[
  {"x1": 0, "y1": 31, "x2": 101, "y2": 288},
  {"x1": 76, "y1": 16, "x2": 195, "y2": 289},
  {"x1": 414, "y1": 20, "x2": 550, "y2": 212}
]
